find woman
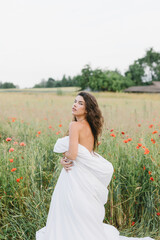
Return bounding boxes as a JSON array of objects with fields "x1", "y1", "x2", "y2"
[{"x1": 36, "y1": 91, "x2": 154, "y2": 240}]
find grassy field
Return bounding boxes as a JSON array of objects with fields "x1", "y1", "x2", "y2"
[{"x1": 0, "y1": 89, "x2": 160, "y2": 239}]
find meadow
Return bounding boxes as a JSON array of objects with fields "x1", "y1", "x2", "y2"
[{"x1": 0, "y1": 88, "x2": 160, "y2": 239}]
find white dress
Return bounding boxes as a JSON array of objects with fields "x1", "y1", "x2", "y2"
[{"x1": 36, "y1": 136, "x2": 154, "y2": 240}]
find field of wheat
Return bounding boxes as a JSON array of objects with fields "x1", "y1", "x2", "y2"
[{"x1": 0, "y1": 89, "x2": 159, "y2": 239}]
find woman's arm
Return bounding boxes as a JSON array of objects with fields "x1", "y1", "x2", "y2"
[{"x1": 63, "y1": 122, "x2": 80, "y2": 160}]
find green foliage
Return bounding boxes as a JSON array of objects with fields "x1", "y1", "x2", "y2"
[
  {"x1": 125, "y1": 47, "x2": 160, "y2": 85},
  {"x1": 0, "y1": 82, "x2": 17, "y2": 89},
  {"x1": 79, "y1": 66, "x2": 134, "y2": 92}
]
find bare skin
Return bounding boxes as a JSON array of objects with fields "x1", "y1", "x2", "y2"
[{"x1": 60, "y1": 95, "x2": 94, "y2": 172}]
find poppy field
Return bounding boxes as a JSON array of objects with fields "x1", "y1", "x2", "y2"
[{"x1": 0, "y1": 90, "x2": 160, "y2": 239}]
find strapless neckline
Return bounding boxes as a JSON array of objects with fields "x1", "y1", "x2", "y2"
[{"x1": 64, "y1": 136, "x2": 94, "y2": 155}]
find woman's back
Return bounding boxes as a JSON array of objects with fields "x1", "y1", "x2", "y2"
[{"x1": 78, "y1": 121, "x2": 94, "y2": 153}]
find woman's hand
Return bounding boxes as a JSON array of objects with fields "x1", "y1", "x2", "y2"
[{"x1": 60, "y1": 156, "x2": 74, "y2": 172}]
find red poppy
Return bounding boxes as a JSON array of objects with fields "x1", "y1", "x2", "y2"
[
  {"x1": 13, "y1": 142, "x2": 18, "y2": 145},
  {"x1": 149, "y1": 124, "x2": 153, "y2": 128},
  {"x1": 38, "y1": 131, "x2": 41, "y2": 134},
  {"x1": 136, "y1": 146, "x2": 139, "y2": 149},
  {"x1": 20, "y1": 142, "x2": 26, "y2": 146},
  {"x1": 143, "y1": 166, "x2": 146, "y2": 170},
  {"x1": 144, "y1": 148, "x2": 150, "y2": 154},
  {"x1": 128, "y1": 138, "x2": 132, "y2": 141},
  {"x1": 59, "y1": 124, "x2": 62, "y2": 127},
  {"x1": 138, "y1": 124, "x2": 141, "y2": 127},
  {"x1": 151, "y1": 138, "x2": 155, "y2": 143},
  {"x1": 148, "y1": 171, "x2": 152, "y2": 175},
  {"x1": 110, "y1": 133, "x2": 116, "y2": 137},
  {"x1": 6, "y1": 138, "x2": 12, "y2": 142},
  {"x1": 123, "y1": 139, "x2": 128, "y2": 143},
  {"x1": 121, "y1": 132, "x2": 125, "y2": 134},
  {"x1": 9, "y1": 159, "x2": 14, "y2": 163},
  {"x1": 138, "y1": 143, "x2": 142, "y2": 147},
  {"x1": 152, "y1": 130, "x2": 158, "y2": 134},
  {"x1": 11, "y1": 168, "x2": 17, "y2": 172},
  {"x1": 16, "y1": 178, "x2": 20, "y2": 183},
  {"x1": 110, "y1": 129, "x2": 113, "y2": 132},
  {"x1": 131, "y1": 222, "x2": 135, "y2": 226},
  {"x1": 9, "y1": 148, "x2": 14, "y2": 152},
  {"x1": 49, "y1": 125, "x2": 52, "y2": 128},
  {"x1": 150, "y1": 177, "x2": 154, "y2": 181},
  {"x1": 56, "y1": 131, "x2": 60, "y2": 135},
  {"x1": 20, "y1": 177, "x2": 23, "y2": 179},
  {"x1": 157, "y1": 212, "x2": 160, "y2": 216}
]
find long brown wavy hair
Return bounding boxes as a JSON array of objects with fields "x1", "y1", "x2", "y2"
[{"x1": 65, "y1": 91, "x2": 104, "y2": 151}]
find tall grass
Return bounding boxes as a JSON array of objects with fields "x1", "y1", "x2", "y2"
[{"x1": 0, "y1": 91, "x2": 159, "y2": 239}]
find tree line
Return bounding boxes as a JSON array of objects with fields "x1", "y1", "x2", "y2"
[{"x1": 1, "y1": 48, "x2": 160, "y2": 91}]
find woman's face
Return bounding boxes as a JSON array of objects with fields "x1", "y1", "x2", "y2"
[{"x1": 72, "y1": 95, "x2": 87, "y2": 118}]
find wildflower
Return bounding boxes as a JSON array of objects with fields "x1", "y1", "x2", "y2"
[
  {"x1": 138, "y1": 124, "x2": 141, "y2": 127},
  {"x1": 110, "y1": 129, "x2": 113, "y2": 132},
  {"x1": 128, "y1": 138, "x2": 132, "y2": 141},
  {"x1": 20, "y1": 142, "x2": 26, "y2": 146},
  {"x1": 6, "y1": 138, "x2": 12, "y2": 142},
  {"x1": 13, "y1": 142, "x2": 18, "y2": 145},
  {"x1": 16, "y1": 178, "x2": 20, "y2": 183},
  {"x1": 157, "y1": 212, "x2": 160, "y2": 216},
  {"x1": 59, "y1": 124, "x2": 62, "y2": 127},
  {"x1": 11, "y1": 168, "x2": 17, "y2": 172},
  {"x1": 9, "y1": 148, "x2": 14, "y2": 152},
  {"x1": 138, "y1": 143, "x2": 142, "y2": 147},
  {"x1": 151, "y1": 138, "x2": 155, "y2": 144},
  {"x1": 143, "y1": 166, "x2": 146, "y2": 170},
  {"x1": 142, "y1": 146, "x2": 146, "y2": 149},
  {"x1": 110, "y1": 133, "x2": 116, "y2": 137},
  {"x1": 123, "y1": 139, "x2": 128, "y2": 143},
  {"x1": 12, "y1": 118, "x2": 16, "y2": 122},
  {"x1": 131, "y1": 222, "x2": 135, "y2": 226},
  {"x1": 56, "y1": 131, "x2": 60, "y2": 135},
  {"x1": 148, "y1": 171, "x2": 152, "y2": 175},
  {"x1": 136, "y1": 146, "x2": 139, "y2": 149},
  {"x1": 49, "y1": 125, "x2": 52, "y2": 128},
  {"x1": 121, "y1": 132, "x2": 125, "y2": 134},
  {"x1": 150, "y1": 177, "x2": 154, "y2": 181},
  {"x1": 144, "y1": 148, "x2": 150, "y2": 154},
  {"x1": 20, "y1": 177, "x2": 23, "y2": 179},
  {"x1": 38, "y1": 131, "x2": 41, "y2": 134},
  {"x1": 9, "y1": 159, "x2": 14, "y2": 163},
  {"x1": 152, "y1": 130, "x2": 158, "y2": 134},
  {"x1": 149, "y1": 124, "x2": 153, "y2": 128}
]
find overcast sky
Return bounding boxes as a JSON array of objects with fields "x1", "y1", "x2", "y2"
[{"x1": 0, "y1": 0, "x2": 160, "y2": 89}]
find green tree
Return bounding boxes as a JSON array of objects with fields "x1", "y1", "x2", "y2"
[
  {"x1": 0, "y1": 82, "x2": 16, "y2": 89},
  {"x1": 46, "y1": 78, "x2": 55, "y2": 88},
  {"x1": 125, "y1": 48, "x2": 160, "y2": 85},
  {"x1": 79, "y1": 64, "x2": 92, "y2": 90}
]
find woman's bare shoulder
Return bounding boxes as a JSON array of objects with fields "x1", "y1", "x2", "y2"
[{"x1": 69, "y1": 121, "x2": 83, "y2": 130}]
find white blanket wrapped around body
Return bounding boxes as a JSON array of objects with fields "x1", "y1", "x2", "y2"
[{"x1": 36, "y1": 136, "x2": 154, "y2": 240}]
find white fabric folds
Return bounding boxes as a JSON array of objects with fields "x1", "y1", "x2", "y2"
[{"x1": 36, "y1": 136, "x2": 154, "y2": 240}]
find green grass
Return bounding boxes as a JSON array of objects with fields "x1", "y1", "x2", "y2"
[{"x1": 0, "y1": 91, "x2": 159, "y2": 239}]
